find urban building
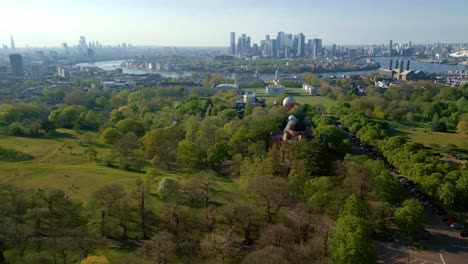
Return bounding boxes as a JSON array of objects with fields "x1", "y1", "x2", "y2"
[
  {"x1": 10, "y1": 35, "x2": 16, "y2": 52},
  {"x1": 30, "y1": 63, "x2": 45, "y2": 80},
  {"x1": 230, "y1": 32, "x2": 236, "y2": 55},
  {"x1": 265, "y1": 84, "x2": 285, "y2": 95},
  {"x1": 9, "y1": 53, "x2": 24, "y2": 77}
]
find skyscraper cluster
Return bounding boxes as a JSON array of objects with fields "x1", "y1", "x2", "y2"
[{"x1": 229, "y1": 32, "x2": 323, "y2": 59}]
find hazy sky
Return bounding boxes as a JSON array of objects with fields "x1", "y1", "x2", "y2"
[{"x1": 0, "y1": 0, "x2": 467, "y2": 47}]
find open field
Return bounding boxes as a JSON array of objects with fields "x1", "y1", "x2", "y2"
[
  {"x1": 394, "y1": 127, "x2": 468, "y2": 148},
  {"x1": 0, "y1": 129, "x2": 239, "y2": 204},
  {"x1": 244, "y1": 87, "x2": 338, "y2": 112}
]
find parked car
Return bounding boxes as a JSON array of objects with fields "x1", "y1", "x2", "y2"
[
  {"x1": 414, "y1": 229, "x2": 431, "y2": 240},
  {"x1": 446, "y1": 219, "x2": 456, "y2": 225},
  {"x1": 451, "y1": 223, "x2": 465, "y2": 231},
  {"x1": 458, "y1": 231, "x2": 468, "y2": 238}
]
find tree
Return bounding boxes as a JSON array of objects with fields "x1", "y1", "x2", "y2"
[
  {"x1": 313, "y1": 125, "x2": 348, "y2": 150},
  {"x1": 177, "y1": 140, "x2": 204, "y2": 168},
  {"x1": 438, "y1": 182, "x2": 456, "y2": 207},
  {"x1": 157, "y1": 177, "x2": 179, "y2": 202},
  {"x1": 394, "y1": 199, "x2": 425, "y2": 235},
  {"x1": 242, "y1": 245, "x2": 289, "y2": 264},
  {"x1": 430, "y1": 121, "x2": 447, "y2": 132},
  {"x1": 341, "y1": 194, "x2": 370, "y2": 219},
  {"x1": 142, "y1": 128, "x2": 181, "y2": 171},
  {"x1": 80, "y1": 256, "x2": 110, "y2": 264},
  {"x1": 257, "y1": 224, "x2": 295, "y2": 249},
  {"x1": 114, "y1": 132, "x2": 139, "y2": 158},
  {"x1": 373, "y1": 172, "x2": 403, "y2": 205},
  {"x1": 142, "y1": 231, "x2": 176, "y2": 264},
  {"x1": 200, "y1": 231, "x2": 234, "y2": 264},
  {"x1": 100, "y1": 127, "x2": 121, "y2": 144},
  {"x1": 92, "y1": 184, "x2": 127, "y2": 237},
  {"x1": 300, "y1": 139, "x2": 331, "y2": 176},
  {"x1": 329, "y1": 215, "x2": 376, "y2": 264},
  {"x1": 207, "y1": 143, "x2": 229, "y2": 170},
  {"x1": 133, "y1": 178, "x2": 152, "y2": 239},
  {"x1": 247, "y1": 175, "x2": 292, "y2": 223}
]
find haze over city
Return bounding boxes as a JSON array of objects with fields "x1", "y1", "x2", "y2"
[{"x1": 1, "y1": 0, "x2": 468, "y2": 47}]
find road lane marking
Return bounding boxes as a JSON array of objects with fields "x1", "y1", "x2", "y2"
[
  {"x1": 439, "y1": 254, "x2": 446, "y2": 264},
  {"x1": 392, "y1": 258, "x2": 407, "y2": 263}
]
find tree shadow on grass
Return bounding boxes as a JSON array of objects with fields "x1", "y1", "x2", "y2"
[{"x1": 45, "y1": 131, "x2": 75, "y2": 139}]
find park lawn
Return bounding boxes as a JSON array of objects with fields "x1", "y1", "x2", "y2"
[
  {"x1": 0, "y1": 130, "x2": 240, "y2": 206},
  {"x1": 397, "y1": 127, "x2": 468, "y2": 148},
  {"x1": 243, "y1": 87, "x2": 338, "y2": 112}
]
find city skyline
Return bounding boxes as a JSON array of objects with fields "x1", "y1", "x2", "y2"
[{"x1": 1, "y1": 0, "x2": 468, "y2": 47}]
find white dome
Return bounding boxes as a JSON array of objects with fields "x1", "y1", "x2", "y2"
[{"x1": 283, "y1": 96, "x2": 296, "y2": 106}]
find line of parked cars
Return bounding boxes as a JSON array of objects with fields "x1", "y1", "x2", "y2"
[
  {"x1": 397, "y1": 175, "x2": 467, "y2": 239},
  {"x1": 328, "y1": 115, "x2": 467, "y2": 240}
]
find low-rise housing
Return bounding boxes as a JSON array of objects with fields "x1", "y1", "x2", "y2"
[{"x1": 265, "y1": 85, "x2": 285, "y2": 95}]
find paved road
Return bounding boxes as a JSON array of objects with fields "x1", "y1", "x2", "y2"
[{"x1": 328, "y1": 115, "x2": 468, "y2": 264}]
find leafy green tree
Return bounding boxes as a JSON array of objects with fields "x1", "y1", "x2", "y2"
[
  {"x1": 157, "y1": 177, "x2": 179, "y2": 202},
  {"x1": 91, "y1": 184, "x2": 127, "y2": 237},
  {"x1": 207, "y1": 143, "x2": 229, "y2": 170},
  {"x1": 394, "y1": 199, "x2": 425, "y2": 235},
  {"x1": 100, "y1": 127, "x2": 121, "y2": 144},
  {"x1": 247, "y1": 175, "x2": 292, "y2": 223},
  {"x1": 341, "y1": 194, "x2": 370, "y2": 219},
  {"x1": 300, "y1": 139, "x2": 331, "y2": 176},
  {"x1": 438, "y1": 182, "x2": 456, "y2": 207},
  {"x1": 177, "y1": 140, "x2": 204, "y2": 168},
  {"x1": 430, "y1": 121, "x2": 447, "y2": 132},
  {"x1": 142, "y1": 127, "x2": 182, "y2": 171},
  {"x1": 373, "y1": 172, "x2": 403, "y2": 205},
  {"x1": 329, "y1": 215, "x2": 376, "y2": 264}
]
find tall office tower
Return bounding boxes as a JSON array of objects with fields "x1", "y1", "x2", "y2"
[
  {"x1": 292, "y1": 35, "x2": 299, "y2": 56},
  {"x1": 271, "y1": 39, "x2": 278, "y2": 58},
  {"x1": 237, "y1": 37, "x2": 243, "y2": 55},
  {"x1": 276, "y1": 32, "x2": 285, "y2": 51},
  {"x1": 246, "y1": 37, "x2": 251, "y2": 50},
  {"x1": 332, "y1": 43, "x2": 337, "y2": 57},
  {"x1": 9, "y1": 53, "x2": 24, "y2": 76},
  {"x1": 296, "y1": 33, "x2": 305, "y2": 57},
  {"x1": 230, "y1": 32, "x2": 236, "y2": 55},
  {"x1": 79, "y1": 36, "x2": 88, "y2": 51},
  {"x1": 312, "y1": 38, "x2": 322, "y2": 59},
  {"x1": 252, "y1": 43, "x2": 258, "y2": 54},
  {"x1": 30, "y1": 63, "x2": 44, "y2": 80},
  {"x1": 62, "y1": 42, "x2": 69, "y2": 55},
  {"x1": 10, "y1": 35, "x2": 16, "y2": 52},
  {"x1": 389, "y1": 40, "x2": 393, "y2": 54},
  {"x1": 284, "y1": 34, "x2": 293, "y2": 58},
  {"x1": 241, "y1": 34, "x2": 247, "y2": 49},
  {"x1": 306, "y1": 39, "x2": 312, "y2": 57},
  {"x1": 265, "y1": 35, "x2": 270, "y2": 41},
  {"x1": 87, "y1": 48, "x2": 95, "y2": 60}
]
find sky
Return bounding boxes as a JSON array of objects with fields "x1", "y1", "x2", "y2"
[{"x1": 0, "y1": 0, "x2": 467, "y2": 47}]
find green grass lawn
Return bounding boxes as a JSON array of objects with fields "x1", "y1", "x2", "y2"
[
  {"x1": 244, "y1": 87, "x2": 338, "y2": 112},
  {"x1": 0, "y1": 129, "x2": 239, "y2": 205},
  {"x1": 396, "y1": 127, "x2": 468, "y2": 148},
  {"x1": 390, "y1": 125, "x2": 466, "y2": 148}
]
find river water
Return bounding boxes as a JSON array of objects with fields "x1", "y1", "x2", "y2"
[{"x1": 77, "y1": 57, "x2": 466, "y2": 79}]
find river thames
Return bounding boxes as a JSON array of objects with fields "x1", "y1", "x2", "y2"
[{"x1": 77, "y1": 57, "x2": 466, "y2": 79}]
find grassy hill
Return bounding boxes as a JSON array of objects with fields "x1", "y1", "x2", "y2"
[{"x1": 0, "y1": 129, "x2": 239, "y2": 204}]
